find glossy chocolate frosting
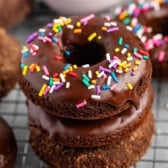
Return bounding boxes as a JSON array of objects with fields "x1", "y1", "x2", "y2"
[
  {"x1": 28, "y1": 85, "x2": 153, "y2": 147},
  {"x1": 20, "y1": 16, "x2": 152, "y2": 119},
  {"x1": 116, "y1": 2, "x2": 168, "y2": 78}
]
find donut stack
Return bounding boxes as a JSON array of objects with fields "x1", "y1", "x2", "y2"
[
  {"x1": 19, "y1": 15, "x2": 154, "y2": 167},
  {"x1": 114, "y1": 0, "x2": 168, "y2": 79}
]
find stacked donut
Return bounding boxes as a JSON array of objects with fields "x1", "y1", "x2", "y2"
[
  {"x1": 19, "y1": 15, "x2": 154, "y2": 167},
  {"x1": 114, "y1": 0, "x2": 168, "y2": 79}
]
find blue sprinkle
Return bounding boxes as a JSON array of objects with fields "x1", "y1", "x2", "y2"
[
  {"x1": 101, "y1": 85, "x2": 110, "y2": 90},
  {"x1": 63, "y1": 64, "x2": 71, "y2": 70},
  {"x1": 39, "y1": 32, "x2": 45, "y2": 37},
  {"x1": 52, "y1": 37, "x2": 58, "y2": 43},
  {"x1": 124, "y1": 44, "x2": 130, "y2": 49},
  {"x1": 22, "y1": 51, "x2": 29, "y2": 57},
  {"x1": 65, "y1": 50, "x2": 71, "y2": 56},
  {"x1": 133, "y1": 24, "x2": 142, "y2": 33},
  {"x1": 111, "y1": 72, "x2": 119, "y2": 83}
]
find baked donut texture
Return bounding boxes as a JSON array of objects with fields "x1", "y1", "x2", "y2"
[
  {"x1": 30, "y1": 110, "x2": 154, "y2": 168},
  {"x1": 0, "y1": 28, "x2": 20, "y2": 98},
  {"x1": 19, "y1": 15, "x2": 154, "y2": 167},
  {"x1": 0, "y1": 117, "x2": 17, "y2": 168},
  {"x1": 0, "y1": 0, "x2": 33, "y2": 28},
  {"x1": 28, "y1": 84, "x2": 153, "y2": 147},
  {"x1": 19, "y1": 15, "x2": 152, "y2": 120},
  {"x1": 115, "y1": 0, "x2": 168, "y2": 79}
]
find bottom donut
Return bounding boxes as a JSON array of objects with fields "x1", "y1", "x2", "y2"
[{"x1": 29, "y1": 110, "x2": 154, "y2": 168}]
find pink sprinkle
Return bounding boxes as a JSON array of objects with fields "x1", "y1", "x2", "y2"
[
  {"x1": 110, "y1": 83, "x2": 117, "y2": 91},
  {"x1": 45, "y1": 36, "x2": 52, "y2": 43},
  {"x1": 96, "y1": 85, "x2": 101, "y2": 95},
  {"x1": 80, "y1": 14, "x2": 95, "y2": 24},
  {"x1": 134, "y1": 52, "x2": 142, "y2": 60},
  {"x1": 43, "y1": 66, "x2": 50, "y2": 76},
  {"x1": 104, "y1": 15, "x2": 111, "y2": 21},
  {"x1": 157, "y1": 51, "x2": 165, "y2": 62},
  {"x1": 43, "y1": 86, "x2": 50, "y2": 96},
  {"x1": 76, "y1": 100, "x2": 87, "y2": 109},
  {"x1": 107, "y1": 27, "x2": 119, "y2": 33}
]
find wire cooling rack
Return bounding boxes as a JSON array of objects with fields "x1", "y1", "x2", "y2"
[{"x1": 1, "y1": 1, "x2": 168, "y2": 168}]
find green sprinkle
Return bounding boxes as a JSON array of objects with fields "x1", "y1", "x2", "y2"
[
  {"x1": 82, "y1": 74, "x2": 90, "y2": 82},
  {"x1": 49, "y1": 78, "x2": 53, "y2": 86},
  {"x1": 82, "y1": 79, "x2": 90, "y2": 87},
  {"x1": 143, "y1": 55, "x2": 149, "y2": 60},
  {"x1": 20, "y1": 63, "x2": 25, "y2": 69},
  {"x1": 118, "y1": 37, "x2": 123, "y2": 45},
  {"x1": 133, "y1": 48, "x2": 138, "y2": 53},
  {"x1": 123, "y1": 17, "x2": 131, "y2": 25}
]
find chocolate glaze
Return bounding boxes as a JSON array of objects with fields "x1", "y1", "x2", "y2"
[
  {"x1": 116, "y1": 2, "x2": 168, "y2": 79},
  {"x1": 0, "y1": 117, "x2": 17, "y2": 168},
  {"x1": 20, "y1": 16, "x2": 152, "y2": 119},
  {"x1": 28, "y1": 85, "x2": 153, "y2": 147}
]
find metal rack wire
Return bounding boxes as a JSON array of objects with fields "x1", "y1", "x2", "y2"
[{"x1": 0, "y1": 1, "x2": 168, "y2": 168}]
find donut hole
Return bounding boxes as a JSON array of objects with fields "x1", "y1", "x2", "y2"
[{"x1": 64, "y1": 42, "x2": 106, "y2": 66}]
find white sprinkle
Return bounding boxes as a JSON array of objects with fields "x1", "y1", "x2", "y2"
[
  {"x1": 141, "y1": 36, "x2": 147, "y2": 43},
  {"x1": 121, "y1": 48, "x2": 127, "y2": 54},
  {"x1": 39, "y1": 28, "x2": 46, "y2": 33},
  {"x1": 106, "y1": 53, "x2": 111, "y2": 61},
  {"x1": 107, "y1": 76, "x2": 112, "y2": 85},
  {"x1": 110, "y1": 21, "x2": 117, "y2": 26},
  {"x1": 88, "y1": 70, "x2": 92, "y2": 79},
  {"x1": 88, "y1": 85, "x2": 95, "y2": 90},
  {"x1": 126, "y1": 26, "x2": 133, "y2": 31},
  {"x1": 66, "y1": 82, "x2": 70, "y2": 88},
  {"x1": 116, "y1": 69, "x2": 123, "y2": 74},
  {"x1": 49, "y1": 85, "x2": 55, "y2": 94},
  {"x1": 42, "y1": 75, "x2": 49, "y2": 80},
  {"x1": 59, "y1": 73, "x2": 66, "y2": 82},
  {"x1": 127, "y1": 56, "x2": 133, "y2": 62},
  {"x1": 114, "y1": 6, "x2": 122, "y2": 15},
  {"x1": 91, "y1": 95, "x2": 101, "y2": 100},
  {"x1": 97, "y1": 71, "x2": 105, "y2": 78},
  {"x1": 67, "y1": 24, "x2": 74, "y2": 29},
  {"x1": 147, "y1": 27, "x2": 153, "y2": 33},
  {"x1": 82, "y1": 64, "x2": 90, "y2": 68},
  {"x1": 104, "y1": 22, "x2": 111, "y2": 27},
  {"x1": 131, "y1": 17, "x2": 138, "y2": 27},
  {"x1": 128, "y1": 3, "x2": 136, "y2": 14},
  {"x1": 153, "y1": 33, "x2": 163, "y2": 40}
]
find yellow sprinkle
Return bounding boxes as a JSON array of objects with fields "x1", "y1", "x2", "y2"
[
  {"x1": 73, "y1": 64, "x2": 78, "y2": 69},
  {"x1": 135, "y1": 60, "x2": 141, "y2": 65},
  {"x1": 126, "y1": 82, "x2": 133, "y2": 90},
  {"x1": 63, "y1": 69, "x2": 70, "y2": 74},
  {"x1": 36, "y1": 66, "x2": 41, "y2": 72},
  {"x1": 124, "y1": 68, "x2": 130, "y2": 73},
  {"x1": 66, "y1": 18, "x2": 72, "y2": 24},
  {"x1": 52, "y1": 26, "x2": 59, "y2": 33},
  {"x1": 115, "y1": 48, "x2": 120, "y2": 52},
  {"x1": 95, "y1": 71, "x2": 99, "y2": 76},
  {"x1": 88, "y1": 32, "x2": 97, "y2": 41},
  {"x1": 74, "y1": 28, "x2": 82, "y2": 34},
  {"x1": 123, "y1": 63, "x2": 131, "y2": 68},
  {"x1": 91, "y1": 80, "x2": 96, "y2": 84},
  {"x1": 22, "y1": 65, "x2": 28, "y2": 76},
  {"x1": 120, "y1": 61, "x2": 127, "y2": 67},
  {"x1": 38, "y1": 84, "x2": 47, "y2": 97},
  {"x1": 22, "y1": 45, "x2": 28, "y2": 51},
  {"x1": 97, "y1": 35, "x2": 102, "y2": 40},
  {"x1": 127, "y1": 52, "x2": 132, "y2": 57},
  {"x1": 101, "y1": 26, "x2": 107, "y2": 31},
  {"x1": 132, "y1": 66, "x2": 138, "y2": 72},
  {"x1": 29, "y1": 64, "x2": 35, "y2": 69},
  {"x1": 76, "y1": 21, "x2": 81, "y2": 27}
]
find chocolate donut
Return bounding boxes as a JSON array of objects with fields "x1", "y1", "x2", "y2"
[
  {"x1": 19, "y1": 15, "x2": 152, "y2": 120},
  {"x1": 0, "y1": 0, "x2": 33, "y2": 28},
  {"x1": 0, "y1": 117, "x2": 17, "y2": 168},
  {"x1": 28, "y1": 84, "x2": 153, "y2": 147},
  {"x1": 114, "y1": 0, "x2": 168, "y2": 78},
  {"x1": 0, "y1": 28, "x2": 20, "y2": 98}
]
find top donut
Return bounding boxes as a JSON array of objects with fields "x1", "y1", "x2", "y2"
[
  {"x1": 115, "y1": 0, "x2": 168, "y2": 78},
  {"x1": 19, "y1": 15, "x2": 152, "y2": 120}
]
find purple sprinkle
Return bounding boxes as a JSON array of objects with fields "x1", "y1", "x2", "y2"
[
  {"x1": 107, "y1": 27, "x2": 119, "y2": 33},
  {"x1": 47, "y1": 23, "x2": 53, "y2": 28},
  {"x1": 26, "y1": 32, "x2": 38, "y2": 44},
  {"x1": 131, "y1": 71, "x2": 136, "y2": 76},
  {"x1": 96, "y1": 85, "x2": 101, "y2": 95},
  {"x1": 55, "y1": 83, "x2": 64, "y2": 91},
  {"x1": 99, "y1": 66, "x2": 111, "y2": 74}
]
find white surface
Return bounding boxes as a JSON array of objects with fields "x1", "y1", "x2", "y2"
[{"x1": 42, "y1": 0, "x2": 126, "y2": 15}]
